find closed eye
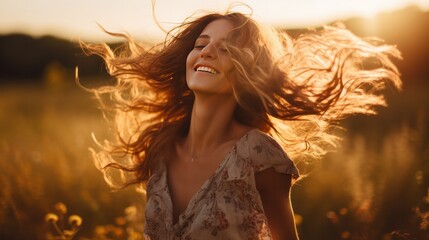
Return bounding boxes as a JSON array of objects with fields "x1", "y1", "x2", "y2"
[{"x1": 194, "y1": 45, "x2": 206, "y2": 50}]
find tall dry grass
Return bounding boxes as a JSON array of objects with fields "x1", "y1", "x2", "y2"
[
  {"x1": 0, "y1": 83, "x2": 144, "y2": 239},
  {"x1": 0, "y1": 81, "x2": 427, "y2": 239},
  {"x1": 292, "y1": 87, "x2": 429, "y2": 239}
]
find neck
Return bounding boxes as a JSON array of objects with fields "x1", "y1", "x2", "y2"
[{"x1": 186, "y1": 93, "x2": 237, "y2": 158}]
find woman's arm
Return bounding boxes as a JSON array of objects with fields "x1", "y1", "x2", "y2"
[{"x1": 255, "y1": 168, "x2": 299, "y2": 240}]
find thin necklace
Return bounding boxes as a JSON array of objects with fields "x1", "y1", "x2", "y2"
[{"x1": 185, "y1": 141, "x2": 218, "y2": 162}]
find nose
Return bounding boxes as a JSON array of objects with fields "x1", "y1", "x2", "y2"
[{"x1": 200, "y1": 43, "x2": 216, "y2": 59}]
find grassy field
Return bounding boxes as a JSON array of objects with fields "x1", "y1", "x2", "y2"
[{"x1": 0, "y1": 82, "x2": 428, "y2": 239}]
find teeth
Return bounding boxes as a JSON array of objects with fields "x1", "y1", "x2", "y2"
[{"x1": 196, "y1": 66, "x2": 218, "y2": 74}]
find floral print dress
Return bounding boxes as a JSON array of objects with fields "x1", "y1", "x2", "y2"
[{"x1": 144, "y1": 129, "x2": 299, "y2": 240}]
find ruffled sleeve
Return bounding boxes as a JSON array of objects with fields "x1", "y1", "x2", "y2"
[{"x1": 240, "y1": 130, "x2": 300, "y2": 179}]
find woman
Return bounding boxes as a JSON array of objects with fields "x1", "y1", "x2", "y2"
[{"x1": 81, "y1": 9, "x2": 401, "y2": 240}]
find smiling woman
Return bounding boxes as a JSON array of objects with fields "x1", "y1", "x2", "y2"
[
  {"x1": 79, "y1": 6, "x2": 401, "y2": 240},
  {"x1": 186, "y1": 19, "x2": 235, "y2": 95}
]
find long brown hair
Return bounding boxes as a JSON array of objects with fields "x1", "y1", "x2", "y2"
[{"x1": 79, "y1": 11, "x2": 401, "y2": 189}]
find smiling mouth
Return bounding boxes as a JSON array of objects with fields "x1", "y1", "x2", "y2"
[{"x1": 195, "y1": 66, "x2": 218, "y2": 74}]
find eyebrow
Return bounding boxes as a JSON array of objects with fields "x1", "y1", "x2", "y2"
[
  {"x1": 197, "y1": 35, "x2": 210, "y2": 39},
  {"x1": 196, "y1": 34, "x2": 226, "y2": 41}
]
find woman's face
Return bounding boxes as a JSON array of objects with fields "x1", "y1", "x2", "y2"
[{"x1": 186, "y1": 19, "x2": 235, "y2": 95}]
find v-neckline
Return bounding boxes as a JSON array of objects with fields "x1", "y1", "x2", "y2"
[{"x1": 163, "y1": 128, "x2": 257, "y2": 227}]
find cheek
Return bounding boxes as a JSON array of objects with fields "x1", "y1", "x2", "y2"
[
  {"x1": 222, "y1": 60, "x2": 235, "y2": 81},
  {"x1": 185, "y1": 52, "x2": 196, "y2": 85},
  {"x1": 186, "y1": 50, "x2": 197, "y2": 68},
  {"x1": 221, "y1": 57, "x2": 234, "y2": 74},
  {"x1": 185, "y1": 55, "x2": 191, "y2": 72}
]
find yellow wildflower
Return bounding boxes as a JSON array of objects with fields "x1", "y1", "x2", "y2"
[
  {"x1": 68, "y1": 215, "x2": 83, "y2": 227},
  {"x1": 45, "y1": 213, "x2": 59, "y2": 223},
  {"x1": 54, "y1": 202, "x2": 67, "y2": 215}
]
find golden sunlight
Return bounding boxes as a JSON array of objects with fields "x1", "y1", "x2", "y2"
[{"x1": 0, "y1": 0, "x2": 428, "y2": 41}]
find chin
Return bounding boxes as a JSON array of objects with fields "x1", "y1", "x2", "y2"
[{"x1": 187, "y1": 79, "x2": 212, "y2": 91}]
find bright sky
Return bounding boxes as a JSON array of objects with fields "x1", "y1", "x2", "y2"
[{"x1": 1, "y1": 0, "x2": 428, "y2": 42}]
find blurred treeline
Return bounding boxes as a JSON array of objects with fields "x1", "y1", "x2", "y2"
[
  {"x1": 0, "y1": 5, "x2": 428, "y2": 240},
  {"x1": 0, "y1": 35, "x2": 98, "y2": 83}
]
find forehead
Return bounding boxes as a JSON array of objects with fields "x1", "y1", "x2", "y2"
[{"x1": 199, "y1": 19, "x2": 234, "y2": 39}]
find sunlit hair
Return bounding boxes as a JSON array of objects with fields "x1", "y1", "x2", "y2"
[{"x1": 79, "y1": 10, "x2": 401, "y2": 189}]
